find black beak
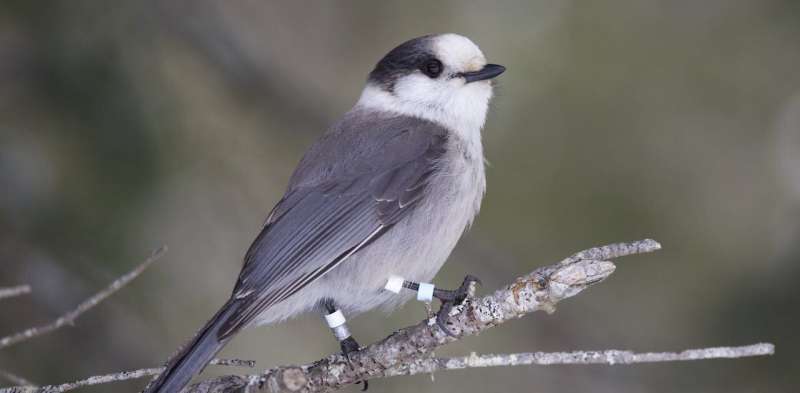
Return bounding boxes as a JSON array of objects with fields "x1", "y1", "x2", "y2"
[{"x1": 460, "y1": 64, "x2": 506, "y2": 83}]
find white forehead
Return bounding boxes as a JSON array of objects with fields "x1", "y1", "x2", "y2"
[{"x1": 431, "y1": 34, "x2": 487, "y2": 72}]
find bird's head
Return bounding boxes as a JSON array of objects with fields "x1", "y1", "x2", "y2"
[{"x1": 358, "y1": 34, "x2": 505, "y2": 134}]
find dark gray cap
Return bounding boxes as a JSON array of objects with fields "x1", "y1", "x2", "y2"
[{"x1": 368, "y1": 35, "x2": 436, "y2": 91}]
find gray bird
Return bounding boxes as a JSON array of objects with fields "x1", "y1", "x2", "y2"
[{"x1": 144, "y1": 33, "x2": 505, "y2": 393}]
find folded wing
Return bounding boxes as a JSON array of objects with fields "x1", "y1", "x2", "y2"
[{"x1": 218, "y1": 115, "x2": 448, "y2": 337}]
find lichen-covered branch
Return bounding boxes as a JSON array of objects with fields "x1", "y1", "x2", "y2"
[
  {"x1": 0, "y1": 345, "x2": 774, "y2": 393},
  {"x1": 0, "y1": 239, "x2": 776, "y2": 393},
  {"x1": 0, "y1": 247, "x2": 167, "y2": 350},
  {"x1": 184, "y1": 239, "x2": 665, "y2": 393}
]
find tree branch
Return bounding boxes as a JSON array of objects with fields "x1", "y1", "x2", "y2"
[
  {"x1": 0, "y1": 246, "x2": 167, "y2": 350},
  {"x1": 0, "y1": 286, "x2": 31, "y2": 301},
  {"x1": 0, "y1": 359, "x2": 255, "y2": 393},
  {"x1": 0, "y1": 345, "x2": 773, "y2": 393},
  {"x1": 0, "y1": 240, "x2": 776, "y2": 393},
  {"x1": 240, "y1": 240, "x2": 661, "y2": 393},
  {"x1": 174, "y1": 239, "x2": 676, "y2": 393},
  {"x1": 381, "y1": 343, "x2": 775, "y2": 376}
]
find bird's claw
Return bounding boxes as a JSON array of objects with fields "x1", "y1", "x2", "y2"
[
  {"x1": 434, "y1": 274, "x2": 481, "y2": 337},
  {"x1": 340, "y1": 337, "x2": 369, "y2": 391},
  {"x1": 340, "y1": 336, "x2": 361, "y2": 358}
]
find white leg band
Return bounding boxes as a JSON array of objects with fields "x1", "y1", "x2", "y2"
[
  {"x1": 417, "y1": 282, "x2": 435, "y2": 303},
  {"x1": 324, "y1": 309, "x2": 351, "y2": 342},
  {"x1": 324, "y1": 310, "x2": 346, "y2": 328},
  {"x1": 384, "y1": 275, "x2": 405, "y2": 293}
]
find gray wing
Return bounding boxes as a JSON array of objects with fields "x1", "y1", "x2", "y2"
[{"x1": 218, "y1": 113, "x2": 448, "y2": 337}]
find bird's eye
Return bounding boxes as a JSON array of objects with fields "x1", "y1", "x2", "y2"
[{"x1": 421, "y1": 59, "x2": 443, "y2": 78}]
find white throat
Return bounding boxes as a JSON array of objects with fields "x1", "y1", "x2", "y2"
[{"x1": 356, "y1": 82, "x2": 492, "y2": 151}]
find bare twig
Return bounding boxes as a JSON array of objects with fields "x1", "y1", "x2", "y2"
[
  {"x1": 0, "y1": 370, "x2": 35, "y2": 388},
  {"x1": 0, "y1": 246, "x2": 167, "y2": 350},
  {"x1": 0, "y1": 358, "x2": 254, "y2": 393},
  {"x1": 0, "y1": 286, "x2": 31, "y2": 301},
  {"x1": 383, "y1": 343, "x2": 776, "y2": 376}
]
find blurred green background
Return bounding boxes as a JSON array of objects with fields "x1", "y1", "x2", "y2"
[{"x1": 1, "y1": 1, "x2": 798, "y2": 392}]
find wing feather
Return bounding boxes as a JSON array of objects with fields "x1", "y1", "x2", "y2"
[{"x1": 217, "y1": 114, "x2": 448, "y2": 338}]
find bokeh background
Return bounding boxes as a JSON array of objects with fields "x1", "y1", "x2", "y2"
[{"x1": 1, "y1": 1, "x2": 798, "y2": 392}]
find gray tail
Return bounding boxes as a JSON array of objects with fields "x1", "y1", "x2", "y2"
[{"x1": 143, "y1": 300, "x2": 239, "y2": 393}]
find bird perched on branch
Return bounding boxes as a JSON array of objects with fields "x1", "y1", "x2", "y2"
[{"x1": 144, "y1": 33, "x2": 505, "y2": 393}]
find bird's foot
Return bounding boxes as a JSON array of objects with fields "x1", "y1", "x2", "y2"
[
  {"x1": 340, "y1": 336, "x2": 361, "y2": 358},
  {"x1": 340, "y1": 336, "x2": 369, "y2": 391},
  {"x1": 433, "y1": 274, "x2": 481, "y2": 337}
]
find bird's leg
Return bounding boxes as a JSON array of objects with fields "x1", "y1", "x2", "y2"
[
  {"x1": 321, "y1": 299, "x2": 368, "y2": 390},
  {"x1": 429, "y1": 274, "x2": 482, "y2": 303},
  {"x1": 386, "y1": 275, "x2": 481, "y2": 337},
  {"x1": 321, "y1": 299, "x2": 361, "y2": 357}
]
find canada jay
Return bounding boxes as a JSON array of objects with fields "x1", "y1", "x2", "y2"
[{"x1": 144, "y1": 33, "x2": 505, "y2": 392}]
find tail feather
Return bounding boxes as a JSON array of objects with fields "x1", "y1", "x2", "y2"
[{"x1": 143, "y1": 301, "x2": 239, "y2": 393}]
